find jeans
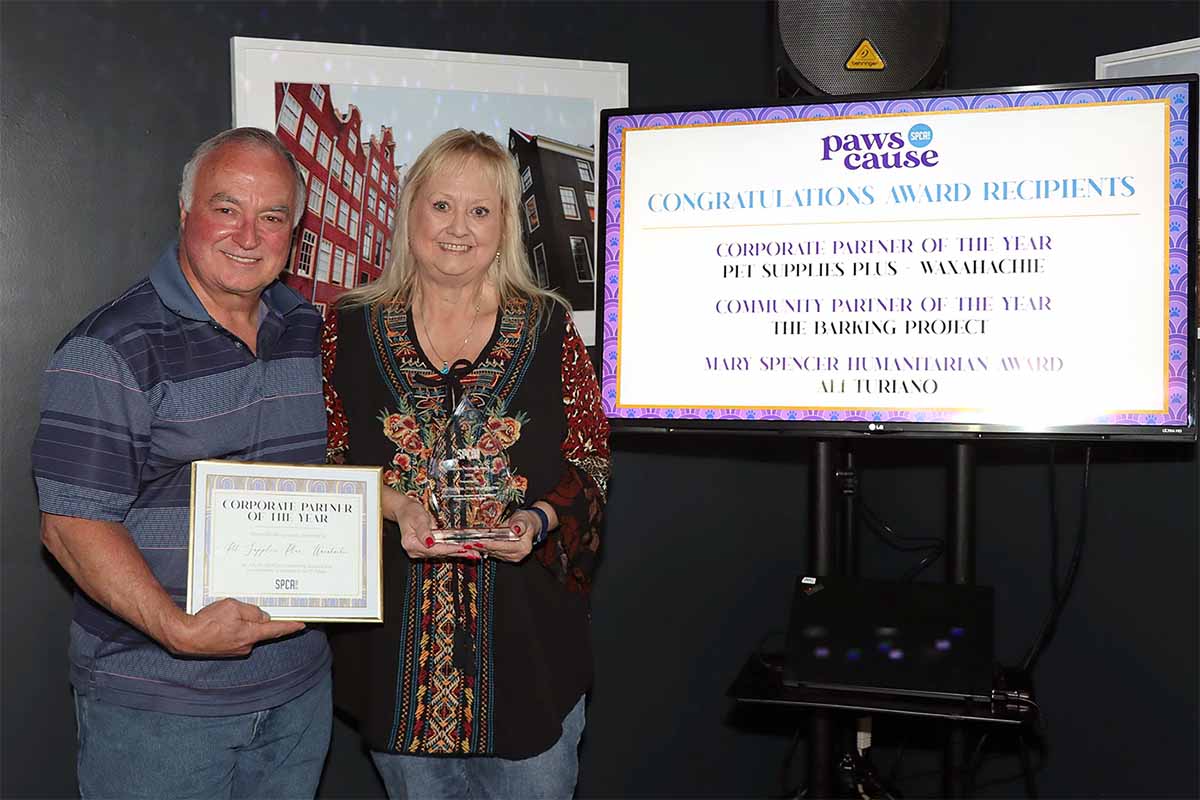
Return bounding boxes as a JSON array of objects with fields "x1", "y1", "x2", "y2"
[
  {"x1": 73, "y1": 670, "x2": 332, "y2": 800},
  {"x1": 370, "y1": 695, "x2": 586, "y2": 800}
]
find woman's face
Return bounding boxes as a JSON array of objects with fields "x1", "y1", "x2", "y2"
[{"x1": 409, "y1": 156, "x2": 503, "y2": 286}]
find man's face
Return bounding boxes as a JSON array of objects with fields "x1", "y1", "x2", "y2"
[{"x1": 178, "y1": 143, "x2": 297, "y2": 306}]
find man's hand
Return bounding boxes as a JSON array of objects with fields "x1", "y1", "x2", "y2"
[
  {"x1": 165, "y1": 599, "x2": 305, "y2": 657},
  {"x1": 41, "y1": 513, "x2": 308, "y2": 658}
]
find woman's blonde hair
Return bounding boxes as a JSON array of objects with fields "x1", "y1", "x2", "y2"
[{"x1": 337, "y1": 128, "x2": 567, "y2": 313}]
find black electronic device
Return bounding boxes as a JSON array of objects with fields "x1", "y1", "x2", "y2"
[
  {"x1": 783, "y1": 576, "x2": 994, "y2": 703},
  {"x1": 596, "y1": 75, "x2": 1198, "y2": 442},
  {"x1": 774, "y1": 0, "x2": 950, "y2": 96}
]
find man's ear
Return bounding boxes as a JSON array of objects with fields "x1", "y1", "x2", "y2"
[{"x1": 178, "y1": 198, "x2": 188, "y2": 230}]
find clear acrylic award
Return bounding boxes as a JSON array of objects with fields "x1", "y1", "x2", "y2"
[{"x1": 429, "y1": 395, "x2": 519, "y2": 543}]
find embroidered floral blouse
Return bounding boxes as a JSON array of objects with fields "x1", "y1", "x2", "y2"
[{"x1": 321, "y1": 298, "x2": 609, "y2": 759}]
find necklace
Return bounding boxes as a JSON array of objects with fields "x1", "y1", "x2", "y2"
[{"x1": 420, "y1": 290, "x2": 482, "y2": 374}]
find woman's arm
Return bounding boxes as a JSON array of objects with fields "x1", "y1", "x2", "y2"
[{"x1": 531, "y1": 314, "x2": 611, "y2": 592}]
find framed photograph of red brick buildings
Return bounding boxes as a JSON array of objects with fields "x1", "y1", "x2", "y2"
[{"x1": 232, "y1": 37, "x2": 629, "y2": 345}]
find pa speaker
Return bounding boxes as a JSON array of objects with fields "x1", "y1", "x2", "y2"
[{"x1": 774, "y1": 0, "x2": 949, "y2": 97}]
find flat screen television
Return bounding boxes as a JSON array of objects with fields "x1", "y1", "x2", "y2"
[{"x1": 595, "y1": 76, "x2": 1197, "y2": 441}]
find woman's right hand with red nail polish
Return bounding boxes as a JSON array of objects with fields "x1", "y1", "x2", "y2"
[{"x1": 384, "y1": 487, "x2": 461, "y2": 560}]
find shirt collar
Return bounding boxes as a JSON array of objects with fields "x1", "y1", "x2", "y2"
[{"x1": 149, "y1": 241, "x2": 307, "y2": 322}]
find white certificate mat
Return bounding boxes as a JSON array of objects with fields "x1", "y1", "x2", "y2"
[{"x1": 187, "y1": 460, "x2": 383, "y2": 622}]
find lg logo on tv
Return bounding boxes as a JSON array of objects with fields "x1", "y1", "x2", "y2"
[{"x1": 820, "y1": 123, "x2": 940, "y2": 170}]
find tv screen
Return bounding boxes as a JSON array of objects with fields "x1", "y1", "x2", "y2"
[{"x1": 596, "y1": 76, "x2": 1197, "y2": 441}]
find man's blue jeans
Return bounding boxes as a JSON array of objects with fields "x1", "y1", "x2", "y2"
[
  {"x1": 73, "y1": 671, "x2": 331, "y2": 799},
  {"x1": 369, "y1": 695, "x2": 586, "y2": 799}
]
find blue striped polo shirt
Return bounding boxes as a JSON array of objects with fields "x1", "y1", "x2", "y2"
[{"x1": 32, "y1": 243, "x2": 331, "y2": 716}]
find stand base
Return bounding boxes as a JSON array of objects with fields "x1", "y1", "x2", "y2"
[{"x1": 432, "y1": 527, "x2": 518, "y2": 543}]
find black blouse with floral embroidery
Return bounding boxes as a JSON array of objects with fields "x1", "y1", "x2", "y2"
[{"x1": 322, "y1": 297, "x2": 609, "y2": 759}]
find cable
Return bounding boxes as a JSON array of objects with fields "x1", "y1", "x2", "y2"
[
  {"x1": 858, "y1": 502, "x2": 942, "y2": 550},
  {"x1": 974, "y1": 748, "x2": 1048, "y2": 793},
  {"x1": 775, "y1": 725, "x2": 805, "y2": 799},
  {"x1": 1021, "y1": 446, "x2": 1092, "y2": 673},
  {"x1": 1018, "y1": 733, "x2": 1039, "y2": 798},
  {"x1": 857, "y1": 500, "x2": 945, "y2": 580},
  {"x1": 836, "y1": 451, "x2": 945, "y2": 581},
  {"x1": 964, "y1": 728, "x2": 1048, "y2": 797}
]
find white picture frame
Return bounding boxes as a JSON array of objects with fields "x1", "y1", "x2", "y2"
[
  {"x1": 1095, "y1": 36, "x2": 1200, "y2": 81},
  {"x1": 1097, "y1": 38, "x2": 1199, "y2": 338},
  {"x1": 232, "y1": 36, "x2": 629, "y2": 345}
]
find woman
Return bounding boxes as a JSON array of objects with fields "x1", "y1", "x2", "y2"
[{"x1": 322, "y1": 128, "x2": 609, "y2": 799}]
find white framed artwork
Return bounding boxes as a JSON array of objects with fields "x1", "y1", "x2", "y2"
[{"x1": 232, "y1": 37, "x2": 629, "y2": 344}]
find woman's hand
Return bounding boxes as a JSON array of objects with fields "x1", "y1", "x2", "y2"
[
  {"x1": 475, "y1": 504, "x2": 557, "y2": 563},
  {"x1": 383, "y1": 487, "x2": 475, "y2": 560}
]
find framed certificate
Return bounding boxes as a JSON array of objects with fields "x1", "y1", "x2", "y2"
[{"x1": 187, "y1": 460, "x2": 383, "y2": 622}]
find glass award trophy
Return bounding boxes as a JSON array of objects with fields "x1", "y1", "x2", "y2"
[{"x1": 429, "y1": 395, "x2": 519, "y2": 542}]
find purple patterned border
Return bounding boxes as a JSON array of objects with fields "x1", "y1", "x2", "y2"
[{"x1": 601, "y1": 83, "x2": 1191, "y2": 428}]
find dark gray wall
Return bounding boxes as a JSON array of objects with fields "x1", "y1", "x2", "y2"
[{"x1": 2, "y1": 2, "x2": 1196, "y2": 799}]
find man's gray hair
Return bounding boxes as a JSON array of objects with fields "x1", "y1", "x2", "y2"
[{"x1": 179, "y1": 128, "x2": 308, "y2": 227}]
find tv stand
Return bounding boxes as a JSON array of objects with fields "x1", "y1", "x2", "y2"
[{"x1": 799, "y1": 439, "x2": 983, "y2": 798}]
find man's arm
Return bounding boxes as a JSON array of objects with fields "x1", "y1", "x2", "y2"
[{"x1": 42, "y1": 513, "x2": 304, "y2": 657}]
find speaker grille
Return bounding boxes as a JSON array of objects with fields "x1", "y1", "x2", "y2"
[{"x1": 776, "y1": 0, "x2": 949, "y2": 95}]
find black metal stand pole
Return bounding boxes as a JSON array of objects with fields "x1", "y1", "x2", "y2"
[
  {"x1": 807, "y1": 440, "x2": 837, "y2": 798},
  {"x1": 944, "y1": 442, "x2": 976, "y2": 798},
  {"x1": 840, "y1": 448, "x2": 858, "y2": 577},
  {"x1": 948, "y1": 442, "x2": 976, "y2": 586}
]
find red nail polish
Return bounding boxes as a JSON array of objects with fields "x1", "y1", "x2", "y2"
[
  {"x1": 425, "y1": 536, "x2": 435, "y2": 547},
  {"x1": 514, "y1": 525, "x2": 522, "y2": 534}
]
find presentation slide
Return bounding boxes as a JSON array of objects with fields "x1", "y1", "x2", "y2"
[{"x1": 600, "y1": 83, "x2": 1191, "y2": 431}]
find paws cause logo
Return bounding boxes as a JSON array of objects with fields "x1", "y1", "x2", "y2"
[{"x1": 821, "y1": 123, "x2": 940, "y2": 170}]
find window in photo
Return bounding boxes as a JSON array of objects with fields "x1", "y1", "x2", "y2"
[
  {"x1": 278, "y1": 93, "x2": 302, "y2": 137},
  {"x1": 559, "y1": 186, "x2": 580, "y2": 220},
  {"x1": 524, "y1": 196, "x2": 540, "y2": 233},
  {"x1": 294, "y1": 230, "x2": 317, "y2": 276},
  {"x1": 333, "y1": 246, "x2": 346, "y2": 285},
  {"x1": 532, "y1": 243, "x2": 548, "y2": 287},
  {"x1": 307, "y1": 177, "x2": 324, "y2": 214},
  {"x1": 316, "y1": 238, "x2": 332, "y2": 283},
  {"x1": 316, "y1": 133, "x2": 333, "y2": 169},
  {"x1": 300, "y1": 116, "x2": 318, "y2": 154},
  {"x1": 569, "y1": 236, "x2": 593, "y2": 282},
  {"x1": 576, "y1": 159, "x2": 593, "y2": 183}
]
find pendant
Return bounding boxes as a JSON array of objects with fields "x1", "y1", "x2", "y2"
[{"x1": 440, "y1": 361, "x2": 450, "y2": 375}]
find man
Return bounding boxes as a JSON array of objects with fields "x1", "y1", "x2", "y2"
[{"x1": 32, "y1": 128, "x2": 331, "y2": 798}]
